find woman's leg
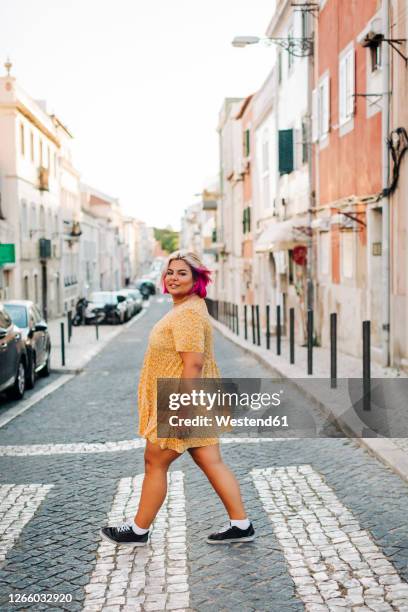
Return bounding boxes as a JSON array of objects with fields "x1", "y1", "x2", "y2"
[
  {"x1": 134, "y1": 440, "x2": 181, "y2": 529},
  {"x1": 188, "y1": 444, "x2": 246, "y2": 519}
]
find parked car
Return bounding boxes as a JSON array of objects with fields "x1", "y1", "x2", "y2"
[
  {"x1": 134, "y1": 279, "x2": 156, "y2": 299},
  {"x1": 119, "y1": 289, "x2": 143, "y2": 315},
  {"x1": 114, "y1": 291, "x2": 134, "y2": 321},
  {"x1": 3, "y1": 300, "x2": 51, "y2": 389},
  {"x1": 86, "y1": 292, "x2": 127, "y2": 325},
  {"x1": 0, "y1": 303, "x2": 28, "y2": 399}
]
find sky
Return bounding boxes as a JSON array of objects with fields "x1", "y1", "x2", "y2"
[{"x1": 1, "y1": 0, "x2": 276, "y2": 230}]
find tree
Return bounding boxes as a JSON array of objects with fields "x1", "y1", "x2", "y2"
[{"x1": 154, "y1": 227, "x2": 179, "y2": 254}]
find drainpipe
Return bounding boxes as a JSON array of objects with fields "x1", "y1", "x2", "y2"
[{"x1": 381, "y1": 0, "x2": 390, "y2": 367}]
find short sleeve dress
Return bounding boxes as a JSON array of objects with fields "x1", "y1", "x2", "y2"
[{"x1": 137, "y1": 294, "x2": 221, "y2": 453}]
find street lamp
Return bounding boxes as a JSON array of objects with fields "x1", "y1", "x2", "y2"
[{"x1": 232, "y1": 35, "x2": 314, "y2": 57}]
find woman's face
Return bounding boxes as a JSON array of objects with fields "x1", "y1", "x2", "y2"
[{"x1": 165, "y1": 259, "x2": 194, "y2": 297}]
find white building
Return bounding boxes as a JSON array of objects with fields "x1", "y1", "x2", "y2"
[
  {"x1": 80, "y1": 184, "x2": 124, "y2": 291},
  {"x1": 216, "y1": 98, "x2": 244, "y2": 307},
  {"x1": 0, "y1": 63, "x2": 62, "y2": 318},
  {"x1": 252, "y1": 2, "x2": 313, "y2": 341}
]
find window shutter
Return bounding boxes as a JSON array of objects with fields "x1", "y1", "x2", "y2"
[
  {"x1": 321, "y1": 76, "x2": 330, "y2": 136},
  {"x1": 347, "y1": 49, "x2": 355, "y2": 118},
  {"x1": 339, "y1": 56, "x2": 347, "y2": 125},
  {"x1": 312, "y1": 89, "x2": 318, "y2": 142},
  {"x1": 247, "y1": 206, "x2": 251, "y2": 232},
  {"x1": 278, "y1": 129, "x2": 294, "y2": 175}
]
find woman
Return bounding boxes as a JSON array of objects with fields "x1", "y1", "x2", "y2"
[{"x1": 100, "y1": 250, "x2": 254, "y2": 545}]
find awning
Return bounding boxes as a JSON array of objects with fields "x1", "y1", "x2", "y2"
[{"x1": 255, "y1": 218, "x2": 310, "y2": 253}]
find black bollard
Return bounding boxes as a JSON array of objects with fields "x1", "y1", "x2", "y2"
[
  {"x1": 290, "y1": 307, "x2": 295, "y2": 364},
  {"x1": 266, "y1": 305, "x2": 270, "y2": 350},
  {"x1": 256, "y1": 305, "x2": 261, "y2": 346},
  {"x1": 67, "y1": 310, "x2": 72, "y2": 343},
  {"x1": 251, "y1": 305, "x2": 256, "y2": 345},
  {"x1": 276, "y1": 305, "x2": 281, "y2": 355},
  {"x1": 307, "y1": 310, "x2": 313, "y2": 375},
  {"x1": 95, "y1": 321, "x2": 99, "y2": 341},
  {"x1": 235, "y1": 305, "x2": 239, "y2": 336},
  {"x1": 330, "y1": 313, "x2": 337, "y2": 388},
  {"x1": 244, "y1": 305, "x2": 248, "y2": 340},
  {"x1": 60, "y1": 321, "x2": 65, "y2": 367},
  {"x1": 363, "y1": 320, "x2": 371, "y2": 410}
]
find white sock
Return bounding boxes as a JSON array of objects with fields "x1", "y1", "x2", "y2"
[
  {"x1": 131, "y1": 520, "x2": 149, "y2": 535},
  {"x1": 230, "y1": 518, "x2": 250, "y2": 530}
]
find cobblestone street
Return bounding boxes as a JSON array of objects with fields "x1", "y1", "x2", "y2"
[{"x1": 0, "y1": 298, "x2": 407, "y2": 612}]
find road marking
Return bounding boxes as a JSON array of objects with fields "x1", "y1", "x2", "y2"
[
  {"x1": 0, "y1": 375, "x2": 74, "y2": 430},
  {"x1": 251, "y1": 465, "x2": 408, "y2": 610},
  {"x1": 0, "y1": 437, "x2": 298, "y2": 456},
  {"x1": 0, "y1": 483, "x2": 53, "y2": 569},
  {"x1": 83, "y1": 471, "x2": 189, "y2": 611}
]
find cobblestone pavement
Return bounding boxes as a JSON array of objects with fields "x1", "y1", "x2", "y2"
[{"x1": 0, "y1": 297, "x2": 407, "y2": 612}]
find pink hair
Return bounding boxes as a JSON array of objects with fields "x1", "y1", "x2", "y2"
[{"x1": 161, "y1": 260, "x2": 212, "y2": 298}]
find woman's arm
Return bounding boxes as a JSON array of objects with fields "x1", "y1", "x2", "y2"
[{"x1": 179, "y1": 351, "x2": 204, "y2": 379}]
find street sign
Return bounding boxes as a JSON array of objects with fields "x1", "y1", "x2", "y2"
[{"x1": 0, "y1": 243, "x2": 15, "y2": 265}]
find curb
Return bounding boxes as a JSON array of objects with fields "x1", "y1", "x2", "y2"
[{"x1": 212, "y1": 318, "x2": 408, "y2": 485}]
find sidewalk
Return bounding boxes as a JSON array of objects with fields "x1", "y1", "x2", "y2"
[
  {"x1": 47, "y1": 304, "x2": 149, "y2": 374},
  {"x1": 212, "y1": 317, "x2": 408, "y2": 485}
]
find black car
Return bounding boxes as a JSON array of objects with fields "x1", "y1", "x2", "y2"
[
  {"x1": 134, "y1": 279, "x2": 156, "y2": 299},
  {"x1": 0, "y1": 303, "x2": 28, "y2": 399},
  {"x1": 3, "y1": 300, "x2": 51, "y2": 389}
]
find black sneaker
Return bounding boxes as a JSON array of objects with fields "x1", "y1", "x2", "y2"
[
  {"x1": 207, "y1": 522, "x2": 255, "y2": 544},
  {"x1": 100, "y1": 522, "x2": 149, "y2": 546}
]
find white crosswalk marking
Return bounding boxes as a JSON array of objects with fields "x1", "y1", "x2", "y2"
[
  {"x1": 0, "y1": 437, "x2": 297, "y2": 456},
  {"x1": 251, "y1": 465, "x2": 408, "y2": 610},
  {"x1": 84, "y1": 471, "x2": 189, "y2": 611},
  {"x1": 0, "y1": 484, "x2": 53, "y2": 568}
]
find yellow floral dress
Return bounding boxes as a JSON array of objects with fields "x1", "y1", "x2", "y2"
[{"x1": 137, "y1": 294, "x2": 221, "y2": 453}]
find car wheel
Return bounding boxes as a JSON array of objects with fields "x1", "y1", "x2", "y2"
[
  {"x1": 40, "y1": 346, "x2": 51, "y2": 377},
  {"x1": 26, "y1": 352, "x2": 36, "y2": 389},
  {"x1": 9, "y1": 360, "x2": 26, "y2": 400}
]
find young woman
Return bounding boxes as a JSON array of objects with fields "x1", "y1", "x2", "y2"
[{"x1": 100, "y1": 250, "x2": 254, "y2": 545}]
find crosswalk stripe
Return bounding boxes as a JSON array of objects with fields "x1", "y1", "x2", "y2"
[
  {"x1": 0, "y1": 484, "x2": 53, "y2": 569},
  {"x1": 251, "y1": 465, "x2": 408, "y2": 610},
  {"x1": 83, "y1": 471, "x2": 189, "y2": 611},
  {"x1": 0, "y1": 437, "x2": 298, "y2": 456}
]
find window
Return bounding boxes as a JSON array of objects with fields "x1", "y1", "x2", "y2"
[
  {"x1": 339, "y1": 47, "x2": 355, "y2": 125},
  {"x1": 244, "y1": 129, "x2": 250, "y2": 157},
  {"x1": 278, "y1": 129, "x2": 294, "y2": 174},
  {"x1": 21, "y1": 200, "x2": 28, "y2": 238},
  {"x1": 370, "y1": 44, "x2": 382, "y2": 72},
  {"x1": 301, "y1": 10, "x2": 308, "y2": 40},
  {"x1": 20, "y1": 123, "x2": 25, "y2": 157},
  {"x1": 39, "y1": 139, "x2": 43, "y2": 166},
  {"x1": 287, "y1": 27, "x2": 294, "y2": 71},
  {"x1": 278, "y1": 51, "x2": 283, "y2": 84},
  {"x1": 243, "y1": 207, "x2": 251, "y2": 233},
  {"x1": 312, "y1": 75, "x2": 330, "y2": 141},
  {"x1": 47, "y1": 146, "x2": 51, "y2": 169},
  {"x1": 30, "y1": 132, "x2": 34, "y2": 162},
  {"x1": 262, "y1": 130, "x2": 271, "y2": 209},
  {"x1": 320, "y1": 232, "x2": 330, "y2": 276},
  {"x1": 301, "y1": 118, "x2": 308, "y2": 164},
  {"x1": 0, "y1": 306, "x2": 12, "y2": 329},
  {"x1": 341, "y1": 231, "x2": 354, "y2": 279}
]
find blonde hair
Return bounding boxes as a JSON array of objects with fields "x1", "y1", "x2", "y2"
[{"x1": 161, "y1": 250, "x2": 212, "y2": 298}]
